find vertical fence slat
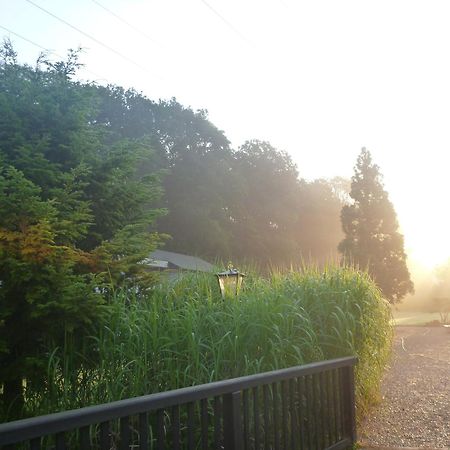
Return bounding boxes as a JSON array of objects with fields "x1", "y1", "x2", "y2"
[
  {"x1": 223, "y1": 391, "x2": 242, "y2": 450},
  {"x1": 55, "y1": 432, "x2": 65, "y2": 450},
  {"x1": 338, "y1": 368, "x2": 346, "y2": 440},
  {"x1": 30, "y1": 438, "x2": 41, "y2": 450},
  {"x1": 139, "y1": 412, "x2": 148, "y2": 450},
  {"x1": 297, "y1": 377, "x2": 305, "y2": 450},
  {"x1": 281, "y1": 380, "x2": 288, "y2": 450},
  {"x1": 342, "y1": 364, "x2": 357, "y2": 444},
  {"x1": 290, "y1": 379, "x2": 297, "y2": 450},
  {"x1": 332, "y1": 369, "x2": 340, "y2": 442},
  {"x1": 328, "y1": 370, "x2": 334, "y2": 447},
  {"x1": 201, "y1": 399, "x2": 209, "y2": 450},
  {"x1": 325, "y1": 371, "x2": 333, "y2": 446},
  {"x1": 305, "y1": 375, "x2": 313, "y2": 450},
  {"x1": 156, "y1": 409, "x2": 165, "y2": 450},
  {"x1": 172, "y1": 405, "x2": 181, "y2": 450},
  {"x1": 312, "y1": 374, "x2": 321, "y2": 450},
  {"x1": 120, "y1": 416, "x2": 130, "y2": 450},
  {"x1": 100, "y1": 421, "x2": 110, "y2": 450},
  {"x1": 253, "y1": 387, "x2": 260, "y2": 450},
  {"x1": 263, "y1": 384, "x2": 270, "y2": 450},
  {"x1": 272, "y1": 382, "x2": 280, "y2": 450},
  {"x1": 187, "y1": 402, "x2": 195, "y2": 450},
  {"x1": 318, "y1": 372, "x2": 325, "y2": 450},
  {"x1": 80, "y1": 425, "x2": 90, "y2": 450},
  {"x1": 214, "y1": 396, "x2": 221, "y2": 449},
  {"x1": 243, "y1": 389, "x2": 250, "y2": 450}
]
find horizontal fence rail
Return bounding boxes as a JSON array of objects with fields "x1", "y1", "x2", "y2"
[{"x1": 0, "y1": 356, "x2": 357, "y2": 450}]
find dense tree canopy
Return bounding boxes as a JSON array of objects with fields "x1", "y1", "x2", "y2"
[{"x1": 339, "y1": 148, "x2": 414, "y2": 303}]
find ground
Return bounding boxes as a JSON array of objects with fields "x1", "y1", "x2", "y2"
[
  {"x1": 359, "y1": 326, "x2": 450, "y2": 449},
  {"x1": 392, "y1": 312, "x2": 444, "y2": 326}
]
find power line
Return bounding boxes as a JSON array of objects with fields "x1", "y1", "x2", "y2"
[
  {"x1": 0, "y1": 27, "x2": 161, "y2": 152},
  {"x1": 0, "y1": 24, "x2": 107, "y2": 81},
  {"x1": 23, "y1": 0, "x2": 155, "y2": 76},
  {"x1": 90, "y1": 0, "x2": 163, "y2": 50},
  {"x1": 199, "y1": 0, "x2": 253, "y2": 46},
  {"x1": 0, "y1": 24, "x2": 50, "y2": 54}
]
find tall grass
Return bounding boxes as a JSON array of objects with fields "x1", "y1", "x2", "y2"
[{"x1": 23, "y1": 265, "x2": 392, "y2": 421}]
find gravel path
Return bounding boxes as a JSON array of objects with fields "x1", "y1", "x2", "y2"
[{"x1": 359, "y1": 326, "x2": 450, "y2": 449}]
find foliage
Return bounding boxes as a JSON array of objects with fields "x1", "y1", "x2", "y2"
[
  {"x1": 93, "y1": 87, "x2": 235, "y2": 259},
  {"x1": 22, "y1": 266, "x2": 392, "y2": 422},
  {"x1": 0, "y1": 43, "x2": 166, "y2": 418},
  {"x1": 228, "y1": 140, "x2": 302, "y2": 265},
  {"x1": 339, "y1": 148, "x2": 414, "y2": 303}
]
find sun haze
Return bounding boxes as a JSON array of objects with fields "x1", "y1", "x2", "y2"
[{"x1": 2, "y1": 0, "x2": 450, "y2": 270}]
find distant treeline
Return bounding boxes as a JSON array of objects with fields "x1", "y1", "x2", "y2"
[{"x1": 97, "y1": 88, "x2": 348, "y2": 266}]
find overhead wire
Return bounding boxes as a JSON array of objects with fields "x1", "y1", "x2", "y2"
[
  {"x1": 199, "y1": 0, "x2": 253, "y2": 46},
  {"x1": 0, "y1": 24, "x2": 162, "y2": 155},
  {"x1": 23, "y1": 0, "x2": 157, "y2": 77},
  {"x1": 90, "y1": 0, "x2": 163, "y2": 50}
]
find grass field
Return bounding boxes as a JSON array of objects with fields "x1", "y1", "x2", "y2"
[{"x1": 391, "y1": 311, "x2": 444, "y2": 326}]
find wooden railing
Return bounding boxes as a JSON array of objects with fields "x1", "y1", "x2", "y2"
[{"x1": 0, "y1": 356, "x2": 357, "y2": 449}]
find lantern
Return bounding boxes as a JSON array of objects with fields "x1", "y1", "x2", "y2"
[{"x1": 216, "y1": 267, "x2": 245, "y2": 298}]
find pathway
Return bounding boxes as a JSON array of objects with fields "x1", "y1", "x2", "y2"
[{"x1": 359, "y1": 326, "x2": 450, "y2": 449}]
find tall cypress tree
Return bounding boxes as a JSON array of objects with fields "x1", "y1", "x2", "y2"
[{"x1": 339, "y1": 148, "x2": 414, "y2": 303}]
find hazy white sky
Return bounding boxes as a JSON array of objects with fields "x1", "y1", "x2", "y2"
[{"x1": 2, "y1": 0, "x2": 450, "y2": 270}]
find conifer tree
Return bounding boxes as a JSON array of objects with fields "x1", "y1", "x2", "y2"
[
  {"x1": 0, "y1": 41, "x2": 165, "y2": 418},
  {"x1": 339, "y1": 148, "x2": 414, "y2": 303}
]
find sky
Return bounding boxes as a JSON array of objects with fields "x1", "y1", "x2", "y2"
[{"x1": 2, "y1": 0, "x2": 450, "y2": 272}]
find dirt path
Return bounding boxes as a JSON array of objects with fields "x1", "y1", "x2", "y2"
[{"x1": 359, "y1": 326, "x2": 450, "y2": 449}]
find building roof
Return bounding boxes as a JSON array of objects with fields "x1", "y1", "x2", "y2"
[{"x1": 145, "y1": 250, "x2": 214, "y2": 272}]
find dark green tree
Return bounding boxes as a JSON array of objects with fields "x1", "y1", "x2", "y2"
[
  {"x1": 0, "y1": 42, "x2": 165, "y2": 418},
  {"x1": 339, "y1": 148, "x2": 414, "y2": 303}
]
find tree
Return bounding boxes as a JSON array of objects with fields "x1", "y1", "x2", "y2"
[
  {"x1": 0, "y1": 42, "x2": 166, "y2": 418},
  {"x1": 339, "y1": 148, "x2": 413, "y2": 303},
  {"x1": 228, "y1": 140, "x2": 302, "y2": 266},
  {"x1": 92, "y1": 88, "x2": 235, "y2": 259},
  {"x1": 0, "y1": 167, "x2": 103, "y2": 417}
]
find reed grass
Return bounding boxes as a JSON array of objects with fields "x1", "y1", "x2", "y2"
[{"x1": 22, "y1": 265, "x2": 392, "y2": 421}]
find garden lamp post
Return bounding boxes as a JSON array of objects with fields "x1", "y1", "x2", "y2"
[{"x1": 216, "y1": 266, "x2": 245, "y2": 298}]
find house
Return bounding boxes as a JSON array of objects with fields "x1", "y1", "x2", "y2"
[{"x1": 143, "y1": 250, "x2": 214, "y2": 277}]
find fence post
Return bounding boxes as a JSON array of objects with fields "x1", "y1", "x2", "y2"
[
  {"x1": 223, "y1": 391, "x2": 242, "y2": 450},
  {"x1": 342, "y1": 365, "x2": 357, "y2": 445}
]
